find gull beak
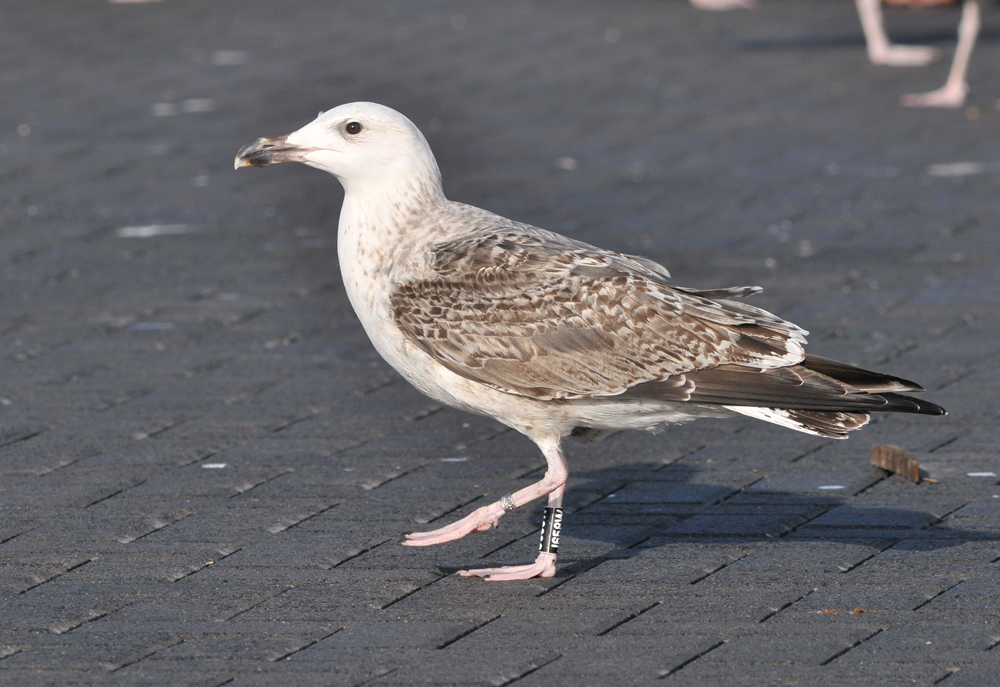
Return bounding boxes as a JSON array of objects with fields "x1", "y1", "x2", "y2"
[{"x1": 234, "y1": 135, "x2": 310, "y2": 169}]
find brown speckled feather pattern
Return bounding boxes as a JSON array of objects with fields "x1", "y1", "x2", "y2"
[{"x1": 391, "y1": 214, "x2": 808, "y2": 402}]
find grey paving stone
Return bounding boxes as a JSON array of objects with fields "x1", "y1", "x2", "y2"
[
  {"x1": 940, "y1": 665, "x2": 1000, "y2": 686},
  {"x1": 704, "y1": 627, "x2": 882, "y2": 665},
  {"x1": 1, "y1": 0, "x2": 999, "y2": 683}
]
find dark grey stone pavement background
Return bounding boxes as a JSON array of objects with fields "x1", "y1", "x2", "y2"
[{"x1": 1, "y1": 0, "x2": 999, "y2": 684}]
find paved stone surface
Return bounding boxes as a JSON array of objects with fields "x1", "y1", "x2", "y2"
[{"x1": 1, "y1": 0, "x2": 999, "y2": 684}]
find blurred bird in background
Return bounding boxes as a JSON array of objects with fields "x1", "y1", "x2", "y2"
[
  {"x1": 862, "y1": 0, "x2": 980, "y2": 107},
  {"x1": 690, "y1": 0, "x2": 982, "y2": 108}
]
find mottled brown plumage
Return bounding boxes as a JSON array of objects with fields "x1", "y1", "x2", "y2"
[{"x1": 393, "y1": 226, "x2": 806, "y2": 401}]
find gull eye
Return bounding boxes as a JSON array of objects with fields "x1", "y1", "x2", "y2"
[{"x1": 345, "y1": 121, "x2": 362, "y2": 135}]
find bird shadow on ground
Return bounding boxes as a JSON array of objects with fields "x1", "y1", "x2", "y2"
[{"x1": 533, "y1": 460, "x2": 1000, "y2": 577}]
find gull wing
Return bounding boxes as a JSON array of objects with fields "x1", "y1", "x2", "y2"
[{"x1": 391, "y1": 226, "x2": 807, "y2": 401}]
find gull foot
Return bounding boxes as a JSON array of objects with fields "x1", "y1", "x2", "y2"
[
  {"x1": 459, "y1": 553, "x2": 557, "y2": 581},
  {"x1": 869, "y1": 45, "x2": 940, "y2": 67},
  {"x1": 901, "y1": 83, "x2": 968, "y2": 108},
  {"x1": 402, "y1": 503, "x2": 504, "y2": 547},
  {"x1": 690, "y1": 0, "x2": 756, "y2": 9}
]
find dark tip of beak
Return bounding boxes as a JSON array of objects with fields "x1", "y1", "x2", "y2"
[{"x1": 234, "y1": 135, "x2": 299, "y2": 169}]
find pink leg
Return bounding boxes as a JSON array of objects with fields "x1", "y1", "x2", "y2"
[
  {"x1": 857, "y1": 0, "x2": 940, "y2": 67},
  {"x1": 459, "y1": 483, "x2": 565, "y2": 581},
  {"x1": 902, "y1": 0, "x2": 979, "y2": 108},
  {"x1": 690, "y1": 0, "x2": 756, "y2": 10},
  {"x1": 402, "y1": 438, "x2": 568, "y2": 548}
]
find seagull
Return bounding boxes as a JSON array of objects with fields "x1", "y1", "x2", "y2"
[
  {"x1": 692, "y1": 0, "x2": 980, "y2": 108},
  {"x1": 858, "y1": 0, "x2": 981, "y2": 107},
  {"x1": 235, "y1": 102, "x2": 946, "y2": 581},
  {"x1": 857, "y1": 0, "x2": 945, "y2": 68},
  {"x1": 893, "y1": 0, "x2": 980, "y2": 108}
]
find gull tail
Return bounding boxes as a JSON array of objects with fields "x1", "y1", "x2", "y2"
[
  {"x1": 726, "y1": 407, "x2": 870, "y2": 440},
  {"x1": 724, "y1": 356, "x2": 947, "y2": 439}
]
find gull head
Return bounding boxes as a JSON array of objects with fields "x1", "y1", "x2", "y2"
[{"x1": 235, "y1": 102, "x2": 442, "y2": 195}]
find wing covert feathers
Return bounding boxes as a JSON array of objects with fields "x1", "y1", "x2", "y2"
[{"x1": 392, "y1": 228, "x2": 806, "y2": 400}]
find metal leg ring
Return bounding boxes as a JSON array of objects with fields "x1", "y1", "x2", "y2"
[{"x1": 500, "y1": 493, "x2": 518, "y2": 512}]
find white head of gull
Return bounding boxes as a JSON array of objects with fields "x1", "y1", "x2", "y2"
[{"x1": 236, "y1": 102, "x2": 946, "y2": 581}]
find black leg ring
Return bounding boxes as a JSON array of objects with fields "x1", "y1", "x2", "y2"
[{"x1": 539, "y1": 507, "x2": 563, "y2": 554}]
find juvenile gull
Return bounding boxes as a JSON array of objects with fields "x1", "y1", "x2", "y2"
[{"x1": 235, "y1": 102, "x2": 946, "y2": 581}]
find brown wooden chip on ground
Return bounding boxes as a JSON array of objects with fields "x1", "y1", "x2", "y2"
[{"x1": 872, "y1": 444, "x2": 921, "y2": 483}]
